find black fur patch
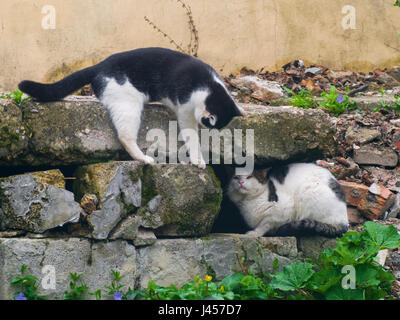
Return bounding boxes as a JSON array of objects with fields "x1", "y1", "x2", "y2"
[
  {"x1": 267, "y1": 165, "x2": 289, "y2": 184},
  {"x1": 252, "y1": 169, "x2": 269, "y2": 184},
  {"x1": 329, "y1": 178, "x2": 347, "y2": 203},
  {"x1": 270, "y1": 219, "x2": 348, "y2": 238},
  {"x1": 268, "y1": 180, "x2": 278, "y2": 202}
]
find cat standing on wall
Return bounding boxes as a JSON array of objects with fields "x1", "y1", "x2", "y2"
[
  {"x1": 227, "y1": 163, "x2": 349, "y2": 238},
  {"x1": 19, "y1": 47, "x2": 242, "y2": 168}
]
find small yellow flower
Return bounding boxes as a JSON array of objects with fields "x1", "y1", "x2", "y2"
[
  {"x1": 220, "y1": 285, "x2": 225, "y2": 292},
  {"x1": 205, "y1": 275, "x2": 212, "y2": 282},
  {"x1": 198, "y1": 278, "x2": 203, "y2": 284}
]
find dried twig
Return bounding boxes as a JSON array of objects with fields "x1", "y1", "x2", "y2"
[{"x1": 144, "y1": 0, "x2": 199, "y2": 57}]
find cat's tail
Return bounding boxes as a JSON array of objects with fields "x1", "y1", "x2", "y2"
[
  {"x1": 273, "y1": 219, "x2": 349, "y2": 238},
  {"x1": 18, "y1": 65, "x2": 98, "y2": 102}
]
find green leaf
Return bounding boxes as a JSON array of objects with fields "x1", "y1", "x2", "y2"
[
  {"x1": 240, "y1": 275, "x2": 255, "y2": 287},
  {"x1": 23, "y1": 275, "x2": 38, "y2": 282},
  {"x1": 220, "y1": 273, "x2": 245, "y2": 291},
  {"x1": 269, "y1": 261, "x2": 315, "y2": 291},
  {"x1": 222, "y1": 291, "x2": 235, "y2": 300},
  {"x1": 363, "y1": 222, "x2": 400, "y2": 250},
  {"x1": 11, "y1": 277, "x2": 22, "y2": 285},
  {"x1": 325, "y1": 285, "x2": 364, "y2": 300},
  {"x1": 318, "y1": 231, "x2": 368, "y2": 266},
  {"x1": 273, "y1": 258, "x2": 280, "y2": 272},
  {"x1": 21, "y1": 264, "x2": 27, "y2": 275},
  {"x1": 308, "y1": 268, "x2": 342, "y2": 293},
  {"x1": 355, "y1": 264, "x2": 382, "y2": 287}
]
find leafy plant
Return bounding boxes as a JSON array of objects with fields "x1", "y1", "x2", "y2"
[
  {"x1": 63, "y1": 272, "x2": 89, "y2": 300},
  {"x1": 105, "y1": 269, "x2": 128, "y2": 300},
  {"x1": 284, "y1": 87, "x2": 317, "y2": 109},
  {"x1": 104, "y1": 269, "x2": 140, "y2": 300},
  {"x1": 318, "y1": 86, "x2": 356, "y2": 116},
  {"x1": 284, "y1": 86, "x2": 356, "y2": 116},
  {"x1": 89, "y1": 289, "x2": 102, "y2": 300},
  {"x1": 11, "y1": 264, "x2": 47, "y2": 300},
  {"x1": 1, "y1": 89, "x2": 31, "y2": 106},
  {"x1": 374, "y1": 89, "x2": 400, "y2": 114}
]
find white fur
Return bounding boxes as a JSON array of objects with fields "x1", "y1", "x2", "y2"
[
  {"x1": 173, "y1": 89, "x2": 210, "y2": 169},
  {"x1": 212, "y1": 73, "x2": 230, "y2": 95},
  {"x1": 100, "y1": 77, "x2": 210, "y2": 168},
  {"x1": 100, "y1": 78, "x2": 154, "y2": 164},
  {"x1": 227, "y1": 163, "x2": 349, "y2": 237}
]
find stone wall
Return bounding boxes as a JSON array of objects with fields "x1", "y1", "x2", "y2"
[{"x1": 0, "y1": 99, "x2": 341, "y2": 299}]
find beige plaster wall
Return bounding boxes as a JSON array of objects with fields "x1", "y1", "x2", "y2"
[{"x1": 0, "y1": 0, "x2": 399, "y2": 90}]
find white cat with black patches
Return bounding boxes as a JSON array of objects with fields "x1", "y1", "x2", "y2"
[
  {"x1": 227, "y1": 163, "x2": 349, "y2": 238},
  {"x1": 19, "y1": 47, "x2": 242, "y2": 168}
]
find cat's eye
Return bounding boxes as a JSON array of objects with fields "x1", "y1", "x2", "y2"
[{"x1": 246, "y1": 176, "x2": 253, "y2": 179}]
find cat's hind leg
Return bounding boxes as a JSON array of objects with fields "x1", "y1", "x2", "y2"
[{"x1": 100, "y1": 78, "x2": 154, "y2": 164}]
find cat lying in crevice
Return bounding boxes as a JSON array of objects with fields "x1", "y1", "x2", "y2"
[
  {"x1": 19, "y1": 47, "x2": 242, "y2": 168},
  {"x1": 227, "y1": 163, "x2": 349, "y2": 238}
]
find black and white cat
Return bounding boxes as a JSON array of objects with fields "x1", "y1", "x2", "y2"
[
  {"x1": 227, "y1": 163, "x2": 349, "y2": 238},
  {"x1": 19, "y1": 47, "x2": 242, "y2": 168}
]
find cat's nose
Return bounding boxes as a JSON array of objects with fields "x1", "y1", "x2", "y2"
[{"x1": 239, "y1": 180, "x2": 244, "y2": 187}]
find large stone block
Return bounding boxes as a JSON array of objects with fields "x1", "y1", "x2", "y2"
[
  {"x1": 0, "y1": 234, "x2": 298, "y2": 299},
  {"x1": 0, "y1": 238, "x2": 137, "y2": 300},
  {"x1": 0, "y1": 170, "x2": 80, "y2": 233},
  {"x1": 73, "y1": 161, "x2": 143, "y2": 239},
  {"x1": 73, "y1": 161, "x2": 222, "y2": 239},
  {"x1": 0, "y1": 103, "x2": 29, "y2": 163},
  {"x1": 232, "y1": 104, "x2": 337, "y2": 165},
  {"x1": 0, "y1": 97, "x2": 337, "y2": 167}
]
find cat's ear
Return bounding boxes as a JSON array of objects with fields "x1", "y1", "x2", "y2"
[{"x1": 253, "y1": 168, "x2": 270, "y2": 184}]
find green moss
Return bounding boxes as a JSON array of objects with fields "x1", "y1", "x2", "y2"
[
  {"x1": 32, "y1": 170, "x2": 65, "y2": 189},
  {"x1": 73, "y1": 162, "x2": 120, "y2": 202},
  {"x1": 123, "y1": 203, "x2": 136, "y2": 214},
  {"x1": 27, "y1": 202, "x2": 43, "y2": 221},
  {"x1": 129, "y1": 166, "x2": 143, "y2": 184},
  {"x1": 206, "y1": 166, "x2": 221, "y2": 188},
  {"x1": 141, "y1": 165, "x2": 158, "y2": 206},
  {"x1": 0, "y1": 126, "x2": 19, "y2": 148}
]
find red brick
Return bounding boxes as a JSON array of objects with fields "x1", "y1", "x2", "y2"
[{"x1": 339, "y1": 181, "x2": 396, "y2": 220}]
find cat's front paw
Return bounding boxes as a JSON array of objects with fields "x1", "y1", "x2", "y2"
[
  {"x1": 140, "y1": 155, "x2": 155, "y2": 165},
  {"x1": 246, "y1": 230, "x2": 263, "y2": 237},
  {"x1": 190, "y1": 156, "x2": 207, "y2": 169},
  {"x1": 195, "y1": 159, "x2": 206, "y2": 169}
]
